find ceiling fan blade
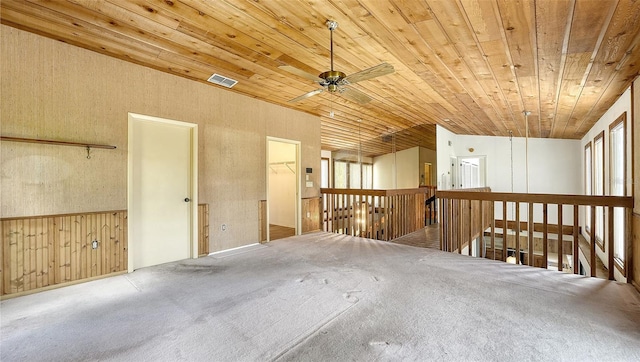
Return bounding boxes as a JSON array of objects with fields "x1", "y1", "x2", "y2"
[
  {"x1": 343, "y1": 62, "x2": 394, "y2": 84},
  {"x1": 288, "y1": 88, "x2": 324, "y2": 103},
  {"x1": 279, "y1": 65, "x2": 323, "y2": 83},
  {"x1": 339, "y1": 87, "x2": 372, "y2": 104}
]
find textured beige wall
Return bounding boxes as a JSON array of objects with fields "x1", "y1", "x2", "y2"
[{"x1": 1, "y1": 26, "x2": 321, "y2": 252}]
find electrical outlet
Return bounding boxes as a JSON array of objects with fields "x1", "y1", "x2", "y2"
[
  {"x1": 91, "y1": 240, "x2": 98, "y2": 249},
  {"x1": 221, "y1": 224, "x2": 227, "y2": 231},
  {"x1": 306, "y1": 212, "x2": 310, "y2": 218}
]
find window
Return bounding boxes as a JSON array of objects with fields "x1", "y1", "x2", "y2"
[
  {"x1": 333, "y1": 161, "x2": 347, "y2": 188},
  {"x1": 362, "y1": 164, "x2": 373, "y2": 189},
  {"x1": 321, "y1": 158, "x2": 330, "y2": 188},
  {"x1": 610, "y1": 113, "x2": 626, "y2": 271},
  {"x1": 593, "y1": 131, "x2": 604, "y2": 248},
  {"x1": 584, "y1": 142, "x2": 592, "y2": 234},
  {"x1": 456, "y1": 156, "x2": 486, "y2": 188},
  {"x1": 333, "y1": 159, "x2": 372, "y2": 189},
  {"x1": 349, "y1": 163, "x2": 361, "y2": 189}
]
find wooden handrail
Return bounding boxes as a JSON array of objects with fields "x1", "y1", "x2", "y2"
[
  {"x1": 436, "y1": 190, "x2": 632, "y2": 208},
  {"x1": 321, "y1": 186, "x2": 436, "y2": 197}
]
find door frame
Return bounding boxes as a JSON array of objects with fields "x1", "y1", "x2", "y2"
[
  {"x1": 127, "y1": 113, "x2": 198, "y2": 272},
  {"x1": 266, "y1": 137, "x2": 301, "y2": 242}
]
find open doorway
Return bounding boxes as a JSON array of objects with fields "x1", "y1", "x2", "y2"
[
  {"x1": 451, "y1": 156, "x2": 487, "y2": 189},
  {"x1": 267, "y1": 138, "x2": 300, "y2": 241},
  {"x1": 458, "y1": 156, "x2": 486, "y2": 188}
]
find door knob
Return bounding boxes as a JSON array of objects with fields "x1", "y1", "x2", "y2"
[{"x1": 184, "y1": 198, "x2": 191, "y2": 202}]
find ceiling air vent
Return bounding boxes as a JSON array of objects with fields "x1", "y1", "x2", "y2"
[{"x1": 207, "y1": 73, "x2": 237, "y2": 88}]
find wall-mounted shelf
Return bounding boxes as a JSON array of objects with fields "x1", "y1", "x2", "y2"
[{"x1": 1, "y1": 136, "x2": 116, "y2": 159}]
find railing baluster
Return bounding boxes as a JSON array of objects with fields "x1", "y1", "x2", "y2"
[
  {"x1": 625, "y1": 207, "x2": 632, "y2": 277},
  {"x1": 384, "y1": 196, "x2": 389, "y2": 241},
  {"x1": 341, "y1": 193, "x2": 346, "y2": 234},
  {"x1": 439, "y1": 197, "x2": 444, "y2": 251},
  {"x1": 573, "y1": 205, "x2": 579, "y2": 274},
  {"x1": 543, "y1": 203, "x2": 548, "y2": 269},
  {"x1": 558, "y1": 204, "x2": 563, "y2": 272},
  {"x1": 468, "y1": 199, "x2": 473, "y2": 256},
  {"x1": 607, "y1": 205, "x2": 614, "y2": 280},
  {"x1": 450, "y1": 199, "x2": 456, "y2": 252},
  {"x1": 480, "y1": 200, "x2": 485, "y2": 258},
  {"x1": 590, "y1": 205, "x2": 596, "y2": 276},
  {"x1": 515, "y1": 202, "x2": 520, "y2": 264},
  {"x1": 490, "y1": 201, "x2": 495, "y2": 260},
  {"x1": 528, "y1": 202, "x2": 534, "y2": 266},
  {"x1": 502, "y1": 200, "x2": 507, "y2": 262},
  {"x1": 458, "y1": 199, "x2": 463, "y2": 254}
]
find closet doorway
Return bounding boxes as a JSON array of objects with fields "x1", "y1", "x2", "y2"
[{"x1": 267, "y1": 138, "x2": 300, "y2": 241}]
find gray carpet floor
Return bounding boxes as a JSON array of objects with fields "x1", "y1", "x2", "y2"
[{"x1": 1, "y1": 232, "x2": 639, "y2": 361}]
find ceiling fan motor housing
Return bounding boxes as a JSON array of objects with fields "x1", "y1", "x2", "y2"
[{"x1": 319, "y1": 70, "x2": 346, "y2": 92}]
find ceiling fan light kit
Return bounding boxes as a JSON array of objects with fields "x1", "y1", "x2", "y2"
[{"x1": 281, "y1": 20, "x2": 394, "y2": 105}]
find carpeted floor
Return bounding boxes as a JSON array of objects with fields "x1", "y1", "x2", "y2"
[{"x1": 2, "y1": 232, "x2": 639, "y2": 361}]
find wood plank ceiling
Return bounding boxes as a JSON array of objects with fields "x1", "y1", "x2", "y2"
[{"x1": 2, "y1": 0, "x2": 640, "y2": 157}]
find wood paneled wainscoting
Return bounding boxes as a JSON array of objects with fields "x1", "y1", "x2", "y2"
[
  {"x1": 1, "y1": 210, "x2": 128, "y2": 297},
  {"x1": 438, "y1": 190, "x2": 633, "y2": 280},
  {"x1": 320, "y1": 187, "x2": 437, "y2": 241},
  {"x1": 198, "y1": 204, "x2": 210, "y2": 256},
  {"x1": 1, "y1": 204, "x2": 210, "y2": 297}
]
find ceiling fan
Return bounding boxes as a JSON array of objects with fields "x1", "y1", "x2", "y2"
[{"x1": 280, "y1": 20, "x2": 394, "y2": 105}]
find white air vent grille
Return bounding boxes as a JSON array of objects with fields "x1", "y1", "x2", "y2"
[{"x1": 207, "y1": 73, "x2": 238, "y2": 88}]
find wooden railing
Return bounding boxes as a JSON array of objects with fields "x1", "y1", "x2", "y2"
[
  {"x1": 321, "y1": 186, "x2": 437, "y2": 241},
  {"x1": 437, "y1": 190, "x2": 633, "y2": 280},
  {"x1": 438, "y1": 187, "x2": 492, "y2": 254}
]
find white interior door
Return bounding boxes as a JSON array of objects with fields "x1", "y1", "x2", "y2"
[{"x1": 129, "y1": 114, "x2": 197, "y2": 271}]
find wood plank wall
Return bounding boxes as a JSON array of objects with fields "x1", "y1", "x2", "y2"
[
  {"x1": 198, "y1": 204, "x2": 210, "y2": 256},
  {"x1": 259, "y1": 200, "x2": 267, "y2": 243},
  {"x1": 302, "y1": 197, "x2": 322, "y2": 233},
  {"x1": 1, "y1": 210, "x2": 127, "y2": 296},
  {"x1": 1, "y1": 204, "x2": 210, "y2": 297}
]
